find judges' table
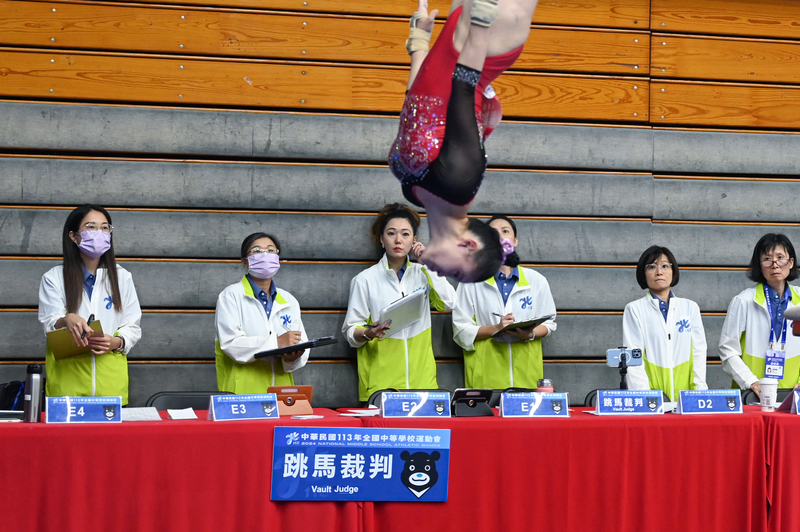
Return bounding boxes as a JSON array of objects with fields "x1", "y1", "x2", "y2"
[
  {"x1": 765, "y1": 411, "x2": 800, "y2": 532},
  {"x1": 0, "y1": 409, "x2": 361, "y2": 532},
  {"x1": 362, "y1": 407, "x2": 768, "y2": 532}
]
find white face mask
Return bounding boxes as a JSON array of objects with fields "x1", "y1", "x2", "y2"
[{"x1": 247, "y1": 253, "x2": 280, "y2": 279}]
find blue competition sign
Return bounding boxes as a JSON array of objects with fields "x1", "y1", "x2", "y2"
[
  {"x1": 677, "y1": 389, "x2": 742, "y2": 414},
  {"x1": 271, "y1": 427, "x2": 450, "y2": 502},
  {"x1": 46, "y1": 396, "x2": 122, "y2": 423},
  {"x1": 500, "y1": 392, "x2": 569, "y2": 418},
  {"x1": 381, "y1": 391, "x2": 451, "y2": 418},
  {"x1": 208, "y1": 393, "x2": 280, "y2": 421},
  {"x1": 596, "y1": 390, "x2": 663, "y2": 415}
]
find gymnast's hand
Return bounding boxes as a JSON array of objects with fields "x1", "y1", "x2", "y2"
[
  {"x1": 412, "y1": 241, "x2": 426, "y2": 258},
  {"x1": 414, "y1": 0, "x2": 438, "y2": 32}
]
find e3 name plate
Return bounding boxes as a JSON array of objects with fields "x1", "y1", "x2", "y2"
[
  {"x1": 208, "y1": 393, "x2": 280, "y2": 421},
  {"x1": 596, "y1": 390, "x2": 663, "y2": 415},
  {"x1": 677, "y1": 389, "x2": 742, "y2": 414},
  {"x1": 46, "y1": 396, "x2": 122, "y2": 423},
  {"x1": 381, "y1": 392, "x2": 451, "y2": 418},
  {"x1": 500, "y1": 392, "x2": 569, "y2": 418}
]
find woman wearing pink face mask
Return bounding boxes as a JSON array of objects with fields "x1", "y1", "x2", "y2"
[
  {"x1": 215, "y1": 232, "x2": 309, "y2": 393},
  {"x1": 38, "y1": 204, "x2": 142, "y2": 404}
]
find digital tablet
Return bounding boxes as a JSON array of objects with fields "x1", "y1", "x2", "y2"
[
  {"x1": 254, "y1": 336, "x2": 338, "y2": 359},
  {"x1": 492, "y1": 315, "x2": 554, "y2": 337}
]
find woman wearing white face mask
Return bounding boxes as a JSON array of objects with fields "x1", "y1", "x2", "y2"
[
  {"x1": 38, "y1": 204, "x2": 142, "y2": 404},
  {"x1": 215, "y1": 232, "x2": 309, "y2": 393}
]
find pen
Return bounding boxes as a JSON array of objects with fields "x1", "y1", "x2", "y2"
[
  {"x1": 492, "y1": 313, "x2": 504, "y2": 317},
  {"x1": 82, "y1": 314, "x2": 95, "y2": 340}
]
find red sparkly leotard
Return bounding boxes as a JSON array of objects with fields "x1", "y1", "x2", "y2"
[{"x1": 389, "y1": 7, "x2": 523, "y2": 207}]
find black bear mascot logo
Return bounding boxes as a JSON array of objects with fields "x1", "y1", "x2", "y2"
[
  {"x1": 103, "y1": 405, "x2": 117, "y2": 420},
  {"x1": 726, "y1": 396, "x2": 737, "y2": 410},
  {"x1": 434, "y1": 400, "x2": 446, "y2": 416},
  {"x1": 647, "y1": 397, "x2": 658, "y2": 411},
  {"x1": 400, "y1": 450, "x2": 440, "y2": 499},
  {"x1": 262, "y1": 401, "x2": 276, "y2": 415},
  {"x1": 551, "y1": 399, "x2": 563, "y2": 414}
]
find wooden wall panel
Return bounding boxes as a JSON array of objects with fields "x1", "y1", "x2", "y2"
[
  {"x1": 651, "y1": 0, "x2": 800, "y2": 39},
  {"x1": 0, "y1": 49, "x2": 649, "y2": 120},
  {"x1": 652, "y1": 34, "x2": 800, "y2": 84},
  {"x1": 112, "y1": 0, "x2": 651, "y2": 29},
  {"x1": 651, "y1": 81, "x2": 800, "y2": 128},
  {"x1": 0, "y1": 1, "x2": 648, "y2": 74}
]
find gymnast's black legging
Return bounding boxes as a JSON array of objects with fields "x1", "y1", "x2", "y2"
[{"x1": 421, "y1": 65, "x2": 486, "y2": 206}]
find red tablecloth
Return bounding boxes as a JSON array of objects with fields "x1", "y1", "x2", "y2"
[
  {"x1": 361, "y1": 407, "x2": 768, "y2": 532},
  {"x1": 765, "y1": 411, "x2": 800, "y2": 532},
  {"x1": 0, "y1": 409, "x2": 361, "y2": 532}
]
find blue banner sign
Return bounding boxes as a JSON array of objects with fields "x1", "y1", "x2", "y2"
[
  {"x1": 208, "y1": 393, "x2": 280, "y2": 421},
  {"x1": 381, "y1": 391, "x2": 451, "y2": 418},
  {"x1": 46, "y1": 396, "x2": 122, "y2": 423},
  {"x1": 596, "y1": 390, "x2": 663, "y2": 415},
  {"x1": 271, "y1": 427, "x2": 450, "y2": 502},
  {"x1": 500, "y1": 392, "x2": 569, "y2": 418},
  {"x1": 677, "y1": 389, "x2": 742, "y2": 414}
]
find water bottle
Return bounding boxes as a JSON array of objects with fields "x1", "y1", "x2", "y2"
[{"x1": 23, "y1": 363, "x2": 43, "y2": 423}]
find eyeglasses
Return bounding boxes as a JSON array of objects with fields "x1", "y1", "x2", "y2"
[
  {"x1": 645, "y1": 263, "x2": 672, "y2": 272},
  {"x1": 761, "y1": 256, "x2": 791, "y2": 267},
  {"x1": 247, "y1": 247, "x2": 279, "y2": 256},
  {"x1": 82, "y1": 222, "x2": 113, "y2": 234}
]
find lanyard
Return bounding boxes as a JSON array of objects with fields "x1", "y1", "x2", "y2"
[{"x1": 764, "y1": 285, "x2": 789, "y2": 349}]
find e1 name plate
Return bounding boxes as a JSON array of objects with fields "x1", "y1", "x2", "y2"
[
  {"x1": 381, "y1": 392, "x2": 451, "y2": 418},
  {"x1": 500, "y1": 392, "x2": 569, "y2": 417},
  {"x1": 208, "y1": 393, "x2": 280, "y2": 421},
  {"x1": 677, "y1": 389, "x2": 742, "y2": 414},
  {"x1": 596, "y1": 390, "x2": 663, "y2": 415},
  {"x1": 46, "y1": 396, "x2": 122, "y2": 423}
]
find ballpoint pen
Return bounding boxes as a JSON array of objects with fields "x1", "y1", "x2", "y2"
[{"x1": 82, "y1": 314, "x2": 95, "y2": 340}]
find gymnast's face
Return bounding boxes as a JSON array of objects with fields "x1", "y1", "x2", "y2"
[
  {"x1": 420, "y1": 239, "x2": 480, "y2": 282},
  {"x1": 380, "y1": 217, "x2": 415, "y2": 261}
]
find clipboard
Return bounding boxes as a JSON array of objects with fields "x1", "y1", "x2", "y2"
[
  {"x1": 376, "y1": 289, "x2": 427, "y2": 339},
  {"x1": 492, "y1": 315, "x2": 554, "y2": 338},
  {"x1": 46, "y1": 321, "x2": 104, "y2": 359},
  {"x1": 254, "y1": 336, "x2": 337, "y2": 359}
]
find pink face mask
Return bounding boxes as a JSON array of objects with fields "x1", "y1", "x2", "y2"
[
  {"x1": 247, "y1": 253, "x2": 281, "y2": 280},
  {"x1": 77, "y1": 231, "x2": 112, "y2": 259}
]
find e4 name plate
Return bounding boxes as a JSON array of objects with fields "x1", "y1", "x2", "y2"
[{"x1": 46, "y1": 396, "x2": 122, "y2": 423}]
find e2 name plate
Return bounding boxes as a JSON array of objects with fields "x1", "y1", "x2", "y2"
[
  {"x1": 500, "y1": 392, "x2": 569, "y2": 418},
  {"x1": 46, "y1": 396, "x2": 122, "y2": 423},
  {"x1": 381, "y1": 392, "x2": 451, "y2": 418},
  {"x1": 208, "y1": 393, "x2": 280, "y2": 421},
  {"x1": 596, "y1": 390, "x2": 663, "y2": 415},
  {"x1": 677, "y1": 389, "x2": 742, "y2": 414}
]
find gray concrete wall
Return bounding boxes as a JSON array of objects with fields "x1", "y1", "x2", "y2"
[{"x1": 1, "y1": 102, "x2": 795, "y2": 407}]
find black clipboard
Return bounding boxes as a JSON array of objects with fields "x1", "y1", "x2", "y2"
[
  {"x1": 254, "y1": 336, "x2": 338, "y2": 359},
  {"x1": 491, "y1": 315, "x2": 554, "y2": 337}
]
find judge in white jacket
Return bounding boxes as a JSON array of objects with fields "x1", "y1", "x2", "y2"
[
  {"x1": 719, "y1": 233, "x2": 800, "y2": 397},
  {"x1": 622, "y1": 245, "x2": 707, "y2": 401},
  {"x1": 215, "y1": 233, "x2": 309, "y2": 394}
]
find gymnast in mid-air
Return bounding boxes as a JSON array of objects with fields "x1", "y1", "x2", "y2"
[{"x1": 389, "y1": 0, "x2": 539, "y2": 282}]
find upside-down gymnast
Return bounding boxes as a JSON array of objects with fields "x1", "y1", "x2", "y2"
[{"x1": 389, "y1": 0, "x2": 539, "y2": 282}]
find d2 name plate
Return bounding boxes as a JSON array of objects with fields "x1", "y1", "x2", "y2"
[
  {"x1": 381, "y1": 392, "x2": 451, "y2": 418},
  {"x1": 677, "y1": 389, "x2": 742, "y2": 414},
  {"x1": 500, "y1": 392, "x2": 569, "y2": 418},
  {"x1": 46, "y1": 396, "x2": 122, "y2": 423},
  {"x1": 596, "y1": 390, "x2": 663, "y2": 415},
  {"x1": 208, "y1": 393, "x2": 280, "y2": 421}
]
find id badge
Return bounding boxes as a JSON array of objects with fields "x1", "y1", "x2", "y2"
[{"x1": 765, "y1": 349, "x2": 786, "y2": 380}]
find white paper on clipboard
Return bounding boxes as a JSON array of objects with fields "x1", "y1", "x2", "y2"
[{"x1": 377, "y1": 289, "x2": 427, "y2": 339}]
